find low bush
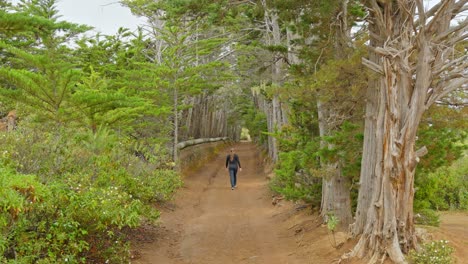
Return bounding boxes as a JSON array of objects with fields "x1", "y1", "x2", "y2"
[
  {"x1": 0, "y1": 126, "x2": 182, "y2": 263},
  {"x1": 415, "y1": 156, "x2": 468, "y2": 211},
  {"x1": 414, "y1": 208, "x2": 440, "y2": 227},
  {"x1": 270, "y1": 149, "x2": 322, "y2": 207},
  {"x1": 408, "y1": 240, "x2": 454, "y2": 264}
]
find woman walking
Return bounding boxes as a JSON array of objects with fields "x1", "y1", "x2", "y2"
[{"x1": 226, "y1": 147, "x2": 242, "y2": 190}]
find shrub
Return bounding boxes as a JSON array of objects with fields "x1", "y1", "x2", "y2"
[
  {"x1": 0, "y1": 125, "x2": 182, "y2": 263},
  {"x1": 415, "y1": 156, "x2": 468, "y2": 211},
  {"x1": 414, "y1": 208, "x2": 440, "y2": 227},
  {"x1": 270, "y1": 150, "x2": 322, "y2": 206},
  {"x1": 408, "y1": 240, "x2": 454, "y2": 264},
  {"x1": 0, "y1": 168, "x2": 150, "y2": 263}
]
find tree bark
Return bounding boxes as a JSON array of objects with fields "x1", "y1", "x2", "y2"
[
  {"x1": 318, "y1": 99, "x2": 353, "y2": 229},
  {"x1": 7, "y1": 110, "x2": 16, "y2": 131},
  {"x1": 177, "y1": 137, "x2": 229, "y2": 150},
  {"x1": 347, "y1": 1, "x2": 467, "y2": 262},
  {"x1": 173, "y1": 85, "x2": 179, "y2": 163},
  {"x1": 351, "y1": 21, "x2": 382, "y2": 236},
  {"x1": 259, "y1": 1, "x2": 289, "y2": 162},
  {"x1": 318, "y1": 0, "x2": 353, "y2": 229}
]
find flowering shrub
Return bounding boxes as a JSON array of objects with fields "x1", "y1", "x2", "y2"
[
  {"x1": 0, "y1": 126, "x2": 182, "y2": 263},
  {"x1": 408, "y1": 240, "x2": 454, "y2": 264}
]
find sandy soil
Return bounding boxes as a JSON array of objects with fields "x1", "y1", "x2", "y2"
[
  {"x1": 429, "y1": 212, "x2": 468, "y2": 264},
  {"x1": 131, "y1": 143, "x2": 468, "y2": 264}
]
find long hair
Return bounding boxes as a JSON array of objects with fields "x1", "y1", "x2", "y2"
[{"x1": 229, "y1": 148, "x2": 234, "y2": 161}]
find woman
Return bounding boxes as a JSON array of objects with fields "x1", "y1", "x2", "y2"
[{"x1": 225, "y1": 147, "x2": 242, "y2": 190}]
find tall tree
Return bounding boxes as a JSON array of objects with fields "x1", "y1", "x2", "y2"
[
  {"x1": 316, "y1": 0, "x2": 355, "y2": 229},
  {"x1": 70, "y1": 69, "x2": 148, "y2": 133},
  {"x1": 0, "y1": 0, "x2": 89, "y2": 123},
  {"x1": 347, "y1": 0, "x2": 468, "y2": 263},
  {"x1": 124, "y1": 0, "x2": 229, "y2": 162}
]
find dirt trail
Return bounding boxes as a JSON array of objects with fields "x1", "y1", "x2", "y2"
[
  {"x1": 132, "y1": 142, "x2": 468, "y2": 264},
  {"x1": 134, "y1": 143, "x2": 308, "y2": 264}
]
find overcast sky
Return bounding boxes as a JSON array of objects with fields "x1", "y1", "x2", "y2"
[
  {"x1": 9, "y1": 0, "x2": 461, "y2": 36},
  {"x1": 11, "y1": 0, "x2": 145, "y2": 35}
]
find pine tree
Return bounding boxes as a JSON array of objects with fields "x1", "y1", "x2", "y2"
[{"x1": 0, "y1": 0, "x2": 90, "y2": 123}]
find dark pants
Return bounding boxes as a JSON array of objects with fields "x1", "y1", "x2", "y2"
[{"x1": 229, "y1": 168, "x2": 238, "y2": 188}]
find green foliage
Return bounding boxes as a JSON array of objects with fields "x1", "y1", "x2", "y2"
[
  {"x1": 0, "y1": 9, "x2": 54, "y2": 37},
  {"x1": 326, "y1": 213, "x2": 340, "y2": 248},
  {"x1": 243, "y1": 106, "x2": 268, "y2": 144},
  {"x1": 270, "y1": 147, "x2": 322, "y2": 206},
  {"x1": 414, "y1": 156, "x2": 468, "y2": 211},
  {"x1": 417, "y1": 113, "x2": 466, "y2": 173},
  {"x1": 408, "y1": 240, "x2": 454, "y2": 264},
  {"x1": 0, "y1": 125, "x2": 181, "y2": 262},
  {"x1": 0, "y1": 40, "x2": 81, "y2": 120},
  {"x1": 269, "y1": 50, "x2": 367, "y2": 210},
  {"x1": 326, "y1": 213, "x2": 339, "y2": 232},
  {"x1": 414, "y1": 98, "x2": 467, "y2": 212},
  {"x1": 414, "y1": 208, "x2": 440, "y2": 227},
  {"x1": 70, "y1": 70, "x2": 149, "y2": 133},
  {"x1": 320, "y1": 122, "x2": 363, "y2": 180}
]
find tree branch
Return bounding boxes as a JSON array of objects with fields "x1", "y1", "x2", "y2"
[
  {"x1": 447, "y1": 32, "x2": 468, "y2": 46},
  {"x1": 362, "y1": 57, "x2": 383, "y2": 74},
  {"x1": 368, "y1": 0, "x2": 385, "y2": 33},
  {"x1": 433, "y1": 54, "x2": 468, "y2": 76},
  {"x1": 415, "y1": 1, "x2": 442, "y2": 26},
  {"x1": 452, "y1": 0, "x2": 468, "y2": 15},
  {"x1": 425, "y1": 0, "x2": 451, "y2": 34},
  {"x1": 415, "y1": 0, "x2": 426, "y2": 28},
  {"x1": 415, "y1": 146, "x2": 428, "y2": 158},
  {"x1": 434, "y1": 17, "x2": 468, "y2": 42},
  {"x1": 427, "y1": 77, "x2": 467, "y2": 106}
]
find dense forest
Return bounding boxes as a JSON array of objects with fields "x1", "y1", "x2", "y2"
[{"x1": 1, "y1": 0, "x2": 466, "y2": 263}]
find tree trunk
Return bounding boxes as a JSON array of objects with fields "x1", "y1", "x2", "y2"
[
  {"x1": 173, "y1": 85, "x2": 179, "y2": 163},
  {"x1": 7, "y1": 110, "x2": 16, "y2": 131},
  {"x1": 351, "y1": 21, "x2": 382, "y2": 236},
  {"x1": 318, "y1": 0, "x2": 353, "y2": 229},
  {"x1": 260, "y1": 1, "x2": 289, "y2": 162},
  {"x1": 317, "y1": 100, "x2": 352, "y2": 229},
  {"x1": 347, "y1": 1, "x2": 467, "y2": 262},
  {"x1": 269, "y1": 10, "x2": 282, "y2": 162},
  {"x1": 320, "y1": 162, "x2": 353, "y2": 229}
]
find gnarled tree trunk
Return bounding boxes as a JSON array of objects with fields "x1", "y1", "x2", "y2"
[{"x1": 348, "y1": 1, "x2": 467, "y2": 263}]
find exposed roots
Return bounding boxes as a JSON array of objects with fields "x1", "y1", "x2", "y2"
[{"x1": 340, "y1": 233, "x2": 407, "y2": 264}]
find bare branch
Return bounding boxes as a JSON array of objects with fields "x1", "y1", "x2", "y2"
[
  {"x1": 436, "y1": 99, "x2": 468, "y2": 107},
  {"x1": 441, "y1": 71, "x2": 468, "y2": 82},
  {"x1": 447, "y1": 32, "x2": 468, "y2": 46},
  {"x1": 426, "y1": 0, "x2": 451, "y2": 34},
  {"x1": 415, "y1": 1, "x2": 442, "y2": 26},
  {"x1": 371, "y1": 46, "x2": 411, "y2": 59},
  {"x1": 415, "y1": 146, "x2": 428, "y2": 158},
  {"x1": 433, "y1": 54, "x2": 468, "y2": 75},
  {"x1": 415, "y1": 0, "x2": 426, "y2": 27},
  {"x1": 368, "y1": 0, "x2": 385, "y2": 33},
  {"x1": 435, "y1": 17, "x2": 468, "y2": 42},
  {"x1": 228, "y1": 0, "x2": 256, "y2": 5},
  {"x1": 362, "y1": 57, "x2": 383, "y2": 74},
  {"x1": 452, "y1": 0, "x2": 468, "y2": 15},
  {"x1": 427, "y1": 77, "x2": 467, "y2": 106}
]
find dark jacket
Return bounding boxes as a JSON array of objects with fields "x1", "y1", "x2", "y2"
[{"x1": 226, "y1": 154, "x2": 241, "y2": 169}]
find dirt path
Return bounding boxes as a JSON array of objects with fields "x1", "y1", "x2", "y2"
[
  {"x1": 133, "y1": 143, "x2": 308, "y2": 264},
  {"x1": 132, "y1": 142, "x2": 468, "y2": 264},
  {"x1": 432, "y1": 212, "x2": 468, "y2": 264}
]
